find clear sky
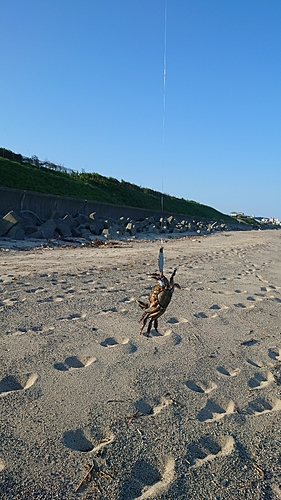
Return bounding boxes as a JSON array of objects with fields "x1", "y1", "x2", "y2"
[{"x1": 1, "y1": 0, "x2": 281, "y2": 219}]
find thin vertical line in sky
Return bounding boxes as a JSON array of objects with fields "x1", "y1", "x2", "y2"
[
  {"x1": 161, "y1": 0, "x2": 168, "y2": 216},
  {"x1": 162, "y1": 0, "x2": 167, "y2": 148}
]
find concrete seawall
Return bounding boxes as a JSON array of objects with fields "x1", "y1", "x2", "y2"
[{"x1": 0, "y1": 186, "x2": 221, "y2": 224}]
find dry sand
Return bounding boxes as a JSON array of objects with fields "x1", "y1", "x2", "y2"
[{"x1": 1, "y1": 230, "x2": 281, "y2": 499}]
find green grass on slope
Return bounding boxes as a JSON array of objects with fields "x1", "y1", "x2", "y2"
[
  {"x1": 0, "y1": 157, "x2": 109, "y2": 201},
  {"x1": 0, "y1": 156, "x2": 234, "y2": 221}
]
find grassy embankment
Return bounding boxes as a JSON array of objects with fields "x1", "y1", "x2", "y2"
[{"x1": 0, "y1": 155, "x2": 236, "y2": 222}]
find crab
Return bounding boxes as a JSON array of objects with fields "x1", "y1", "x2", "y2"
[{"x1": 136, "y1": 265, "x2": 181, "y2": 338}]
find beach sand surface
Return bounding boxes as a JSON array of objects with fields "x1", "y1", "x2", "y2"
[{"x1": 1, "y1": 230, "x2": 281, "y2": 499}]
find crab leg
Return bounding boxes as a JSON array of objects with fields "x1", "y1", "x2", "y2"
[
  {"x1": 139, "y1": 315, "x2": 149, "y2": 335},
  {"x1": 170, "y1": 268, "x2": 177, "y2": 287},
  {"x1": 154, "y1": 318, "x2": 159, "y2": 333},
  {"x1": 136, "y1": 299, "x2": 149, "y2": 310},
  {"x1": 146, "y1": 319, "x2": 154, "y2": 337}
]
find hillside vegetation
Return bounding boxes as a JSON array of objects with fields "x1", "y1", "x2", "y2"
[{"x1": 0, "y1": 149, "x2": 234, "y2": 222}]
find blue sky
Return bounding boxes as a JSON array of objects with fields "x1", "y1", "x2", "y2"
[{"x1": 1, "y1": 1, "x2": 281, "y2": 219}]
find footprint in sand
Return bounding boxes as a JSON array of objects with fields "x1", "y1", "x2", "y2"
[
  {"x1": 272, "y1": 297, "x2": 281, "y2": 303},
  {"x1": 149, "y1": 329, "x2": 182, "y2": 345},
  {"x1": 167, "y1": 316, "x2": 188, "y2": 325},
  {"x1": 54, "y1": 296, "x2": 64, "y2": 303},
  {"x1": 256, "y1": 275, "x2": 268, "y2": 283},
  {"x1": 241, "y1": 338, "x2": 260, "y2": 347},
  {"x1": 197, "y1": 399, "x2": 235, "y2": 422},
  {"x1": 1, "y1": 297, "x2": 17, "y2": 306},
  {"x1": 234, "y1": 303, "x2": 255, "y2": 310},
  {"x1": 25, "y1": 287, "x2": 46, "y2": 294},
  {"x1": 64, "y1": 288, "x2": 76, "y2": 295},
  {"x1": 134, "y1": 395, "x2": 174, "y2": 417},
  {"x1": 7, "y1": 325, "x2": 54, "y2": 336},
  {"x1": 187, "y1": 435, "x2": 235, "y2": 469},
  {"x1": 268, "y1": 347, "x2": 281, "y2": 362},
  {"x1": 186, "y1": 380, "x2": 217, "y2": 394},
  {"x1": 194, "y1": 311, "x2": 218, "y2": 319},
  {"x1": 261, "y1": 285, "x2": 280, "y2": 293},
  {"x1": 254, "y1": 293, "x2": 266, "y2": 300},
  {"x1": 246, "y1": 296, "x2": 262, "y2": 302},
  {"x1": 124, "y1": 456, "x2": 175, "y2": 500},
  {"x1": 54, "y1": 356, "x2": 97, "y2": 371},
  {"x1": 63, "y1": 429, "x2": 93, "y2": 452},
  {"x1": 149, "y1": 329, "x2": 168, "y2": 338},
  {"x1": 37, "y1": 296, "x2": 53, "y2": 303},
  {"x1": 100, "y1": 337, "x2": 137, "y2": 353},
  {"x1": 58, "y1": 313, "x2": 86, "y2": 321},
  {"x1": 37, "y1": 295, "x2": 65, "y2": 303},
  {"x1": 97, "y1": 307, "x2": 118, "y2": 315},
  {"x1": 248, "y1": 371, "x2": 274, "y2": 389},
  {"x1": 212, "y1": 290, "x2": 233, "y2": 296},
  {"x1": 209, "y1": 304, "x2": 228, "y2": 311},
  {"x1": 106, "y1": 287, "x2": 122, "y2": 293},
  {"x1": 119, "y1": 296, "x2": 136, "y2": 304},
  {"x1": 100, "y1": 336, "x2": 129, "y2": 347},
  {"x1": 0, "y1": 373, "x2": 38, "y2": 397},
  {"x1": 63, "y1": 427, "x2": 114, "y2": 453},
  {"x1": 95, "y1": 284, "x2": 107, "y2": 290},
  {"x1": 246, "y1": 358, "x2": 266, "y2": 368},
  {"x1": 216, "y1": 366, "x2": 240, "y2": 377},
  {"x1": 244, "y1": 397, "x2": 281, "y2": 416}
]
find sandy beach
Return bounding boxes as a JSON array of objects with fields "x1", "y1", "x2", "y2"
[{"x1": 1, "y1": 229, "x2": 281, "y2": 499}]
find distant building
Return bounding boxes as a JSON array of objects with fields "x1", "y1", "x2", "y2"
[
  {"x1": 231, "y1": 213, "x2": 281, "y2": 226},
  {"x1": 255, "y1": 216, "x2": 281, "y2": 226},
  {"x1": 230, "y1": 211, "x2": 245, "y2": 218},
  {"x1": 269, "y1": 217, "x2": 281, "y2": 226}
]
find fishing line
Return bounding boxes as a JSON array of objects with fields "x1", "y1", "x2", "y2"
[
  {"x1": 160, "y1": 0, "x2": 167, "y2": 241},
  {"x1": 162, "y1": 0, "x2": 167, "y2": 149}
]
